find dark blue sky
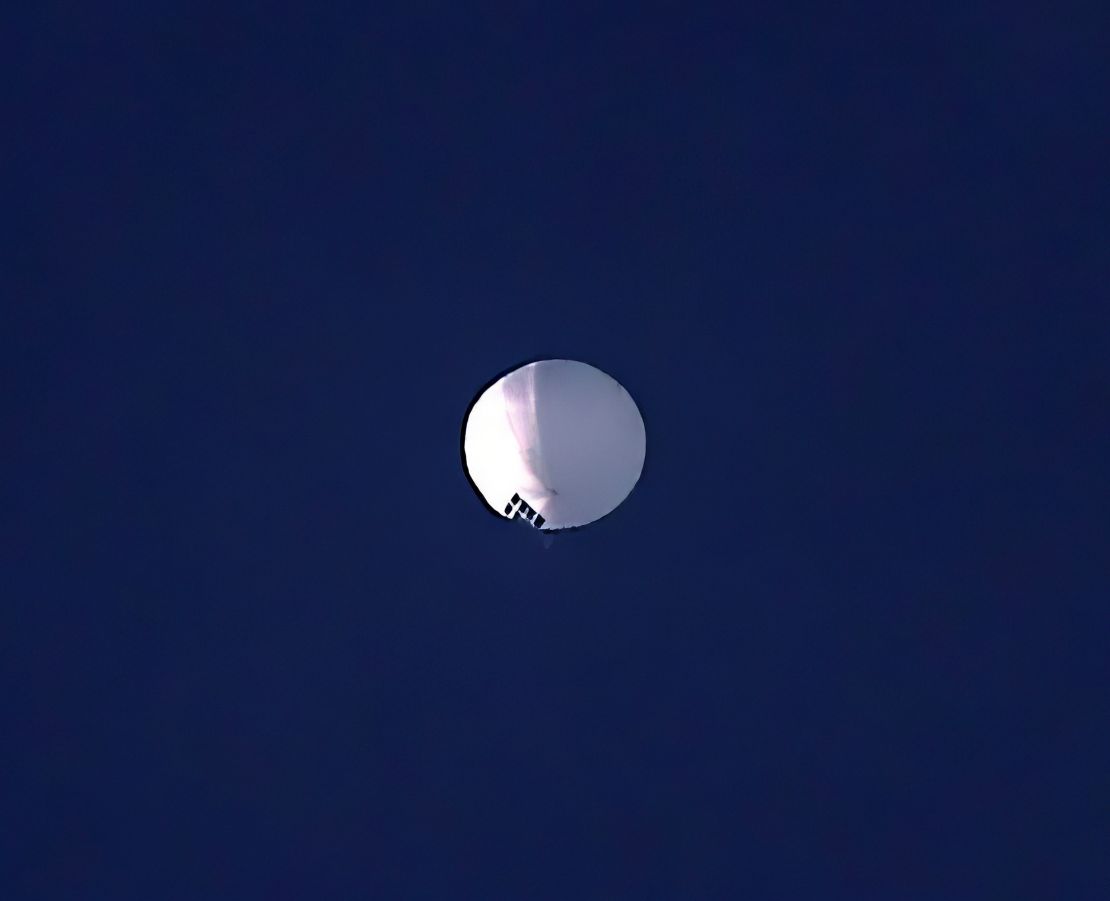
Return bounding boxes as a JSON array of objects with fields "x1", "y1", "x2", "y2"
[{"x1": 5, "y1": 3, "x2": 1108, "y2": 898}]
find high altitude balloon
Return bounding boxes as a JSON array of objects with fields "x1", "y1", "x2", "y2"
[{"x1": 462, "y1": 359, "x2": 646, "y2": 531}]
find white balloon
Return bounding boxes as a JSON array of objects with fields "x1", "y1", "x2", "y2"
[{"x1": 462, "y1": 359, "x2": 646, "y2": 530}]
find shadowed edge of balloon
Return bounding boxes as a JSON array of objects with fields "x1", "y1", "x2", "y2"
[{"x1": 458, "y1": 356, "x2": 647, "y2": 535}]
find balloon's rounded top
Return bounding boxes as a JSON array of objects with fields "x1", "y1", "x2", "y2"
[{"x1": 462, "y1": 359, "x2": 646, "y2": 531}]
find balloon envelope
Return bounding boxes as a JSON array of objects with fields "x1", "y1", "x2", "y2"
[{"x1": 462, "y1": 360, "x2": 646, "y2": 530}]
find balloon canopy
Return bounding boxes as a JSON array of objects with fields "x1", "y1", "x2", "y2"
[{"x1": 462, "y1": 360, "x2": 646, "y2": 531}]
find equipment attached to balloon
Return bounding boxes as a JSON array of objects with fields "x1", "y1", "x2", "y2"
[{"x1": 504, "y1": 492, "x2": 545, "y2": 529}]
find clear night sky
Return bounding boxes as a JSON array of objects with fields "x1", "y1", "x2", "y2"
[{"x1": 5, "y1": 3, "x2": 1108, "y2": 898}]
